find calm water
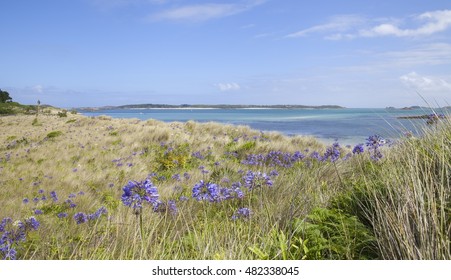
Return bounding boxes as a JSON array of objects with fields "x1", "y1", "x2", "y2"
[{"x1": 79, "y1": 108, "x2": 450, "y2": 145}]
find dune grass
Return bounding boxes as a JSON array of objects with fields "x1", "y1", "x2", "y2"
[{"x1": 0, "y1": 112, "x2": 449, "y2": 260}]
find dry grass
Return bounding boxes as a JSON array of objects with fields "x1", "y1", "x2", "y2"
[{"x1": 1, "y1": 112, "x2": 449, "y2": 260}]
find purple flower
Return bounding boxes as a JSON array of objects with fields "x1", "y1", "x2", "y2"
[
  {"x1": 50, "y1": 191, "x2": 58, "y2": 202},
  {"x1": 22, "y1": 198, "x2": 29, "y2": 204},
  {"x1": 74, "y1": 212, "x2": 88, "y2": 224},
  {"x1": 171, "y1": 173, "x2": 181, "y2": 181},
  {"x1": 57, "y1": 212, "x2": 68, "y2": 219},
  {"x1": 232, "y1": 207, "x2": 251, "y2": 220},
  {"x1": 366, "y1": 135, "x2": 386, "y2": 161},
  {"x1": 352, "y1": 144, "x2": 364, "y2": 154},
  {"x1": 192, "y1": 180, "x2": 220, "y2": 202},
  {"x1": 34, "y1": 209, "x2": 43, "y2": 215},
  {"x1": 121, "y1": 179, "x2": 159, "y2": 210},
  {"x1": 243, "y1": 171, "x2": 273, "y2": 190},
  {"x1": 18, "y1": 216, "x2": 40, "y2": 231},
  {"x1": 323, "y1": 142, "x2": 341, "y2": 162},
  {"x1": 88, "y1": 207, "x2": 108, "y2": 220}
]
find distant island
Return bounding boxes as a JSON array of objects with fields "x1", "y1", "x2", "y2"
[{"x1": 77, "y1": 104, "x2": 345, "y2": 111}]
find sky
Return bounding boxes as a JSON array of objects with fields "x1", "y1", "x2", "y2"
[{"x1": 1, "y1": 0, "x2": 451, "y2": 108}]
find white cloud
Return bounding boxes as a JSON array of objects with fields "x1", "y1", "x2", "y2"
[
  {"x1": 286, "y1": 15, "x2": 365, "y2": 38},
  {"x1": 151, "y1": 0, "x2": 265, "y2": 22},
  {"x1": 361, "y1": 10, "x2": 451, "y2": 38},
  {"x1": 400, "y1": 72, "x2": 451, "y2": 91},
  {"x1": 216, "y1": 82, "x2": 241, "y2": 91},
  {"x1": 287, "y1": 9, "x2": 451, "y2": 40}
]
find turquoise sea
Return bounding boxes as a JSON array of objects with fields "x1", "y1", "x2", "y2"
[{"x1": 79, "y1": 108, "x2": 450, "y2": 145}]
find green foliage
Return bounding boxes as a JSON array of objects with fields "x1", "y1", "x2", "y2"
[
  {"x1": 225, "y1": 140, "x2": 257, "y2": 160},
  {"x1": 40, "y1": 202, "x2": 70, "y2": 215},
  {"x1": 57, "y1": 110, "x2": 68, "y2": 118},
  {"x1": 155, "y1": 143, "x2": 191, "y2": 171},
  {"x1": 0, "y1": 89, "x2": 12, "y2": 103},
  {"x1": 101, "y1": 192, "x2": 119, "y2": 210},
  {"x1": 250, "y1": 207, "x2": 378, "y2": 260},
  {"x1": 292, "y1": 208, "x2": 378, "y2": 259},
  {"x1": 32, "y1": 117, "x2": 40, "y2": 126},
  {"x1": 47, "y1": 131, "x2": 63, "y2": 139}
]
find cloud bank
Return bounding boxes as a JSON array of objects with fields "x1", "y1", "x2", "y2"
[{"x1": 287, "y1": 9, "x2": 451, "y2": 40}]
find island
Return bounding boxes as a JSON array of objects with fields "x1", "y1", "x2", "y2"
[{"x1": 76, "y1": 104, "x2": 345, "y2": 111}]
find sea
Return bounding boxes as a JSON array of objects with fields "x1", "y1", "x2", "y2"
[{"x1": 79, "y1": 107, "x2": 450, "y2": 145}]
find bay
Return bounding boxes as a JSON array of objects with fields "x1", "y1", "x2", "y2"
[{"x1": 79, "y1": 108, "x2": 450, "y2": 145}]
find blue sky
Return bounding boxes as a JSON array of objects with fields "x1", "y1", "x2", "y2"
[{"x1": 1, "y1": 0, "x2": 451, "y2": 108}]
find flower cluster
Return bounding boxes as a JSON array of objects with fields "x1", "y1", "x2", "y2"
[
  {"x1": 73, "y1": 207, "x2": 108, "y2": 225},
  {"x1": 242, "y1": 151, "x2": 304, "y2": 168},
  {"x1": 322, "y1": 142, "x2": 341, "y2": 162},
  {"x1": 232, "y1": 208, "x2": 251, "y2": 220},
  {"x1": 352, "y1": 144, "x2": 364, "y2": 154},
  {"x1": 192, "y1": 180, "x2": 244, "y2": 202},
  {"x1": 1, "y1": 216, "x2": 40, "y2": 260},
  {"x1": 366, "y1": 135, "x2": 386, "y2": 161},
  {"x1": 121, "y1": 179, "x2": 159, "y2": 210},
  {"x1": 243, "y1": 171, "x2": 273, "y2": 190}
]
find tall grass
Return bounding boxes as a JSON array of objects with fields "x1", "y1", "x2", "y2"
[{"x1": 0, "y1": 112, "x2": 449, "y2": 259}]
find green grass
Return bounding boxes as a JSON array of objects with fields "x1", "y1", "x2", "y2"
[{"x1": 0, "y1": 112, "x2": 449, "y2": 260}]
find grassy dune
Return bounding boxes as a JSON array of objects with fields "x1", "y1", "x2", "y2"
[{"x1": 0, "y1": 112, "x2": 449, "y2": 260}]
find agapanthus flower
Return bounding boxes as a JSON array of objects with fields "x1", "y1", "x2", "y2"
[
  {"x1": 34, "y1": 209, "x2": 43, "y2": 215},
  {"x1": 243, "y1": 171, "x2": 273, "y2": 190},
  {"x1": 352, "y1": 144, "x2": 364, "y2": 154},
  {"x1": 366, "y1": 135, "x2": 386, "y2": 161},
  {"x1": 232, "y1": 207, "x2": 251, "y2": 220},
  {"x1": 323, "y1": 142, "x2": 341, "y2": 162},
  {"x1": 121, "y1": 179, "x2": 159, "y2": 210},
  {"x1": 0, "y1": 218, "x2": 12, "y2": 232},
  {"x1": 73, "y1": 212, "x2": 88, "y2": 224},
  {"x1": 171, "y1": 173, "x2": 181, "y2": 181},
  {"x1": 50, "y1": 191, "x2": 58, "y2": 202},
  {"x1": 0, "y1": 246, "x2": 16, "y2": 260},
  {"x1": 192, "y1": 180, "x2": 220, "y2": 202},
  {"x1": 22, "y1": 198, "x2": 29, "y2": 204},
  {"x1": 88, "y1": 207, "x2": 108, "y2": 220},
  {"x1": 57, "y1": 212, "x2": 68, "y2": 219},
  {"x1": 18, "y1": 216, "x2": 40, "y2": 231}
]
